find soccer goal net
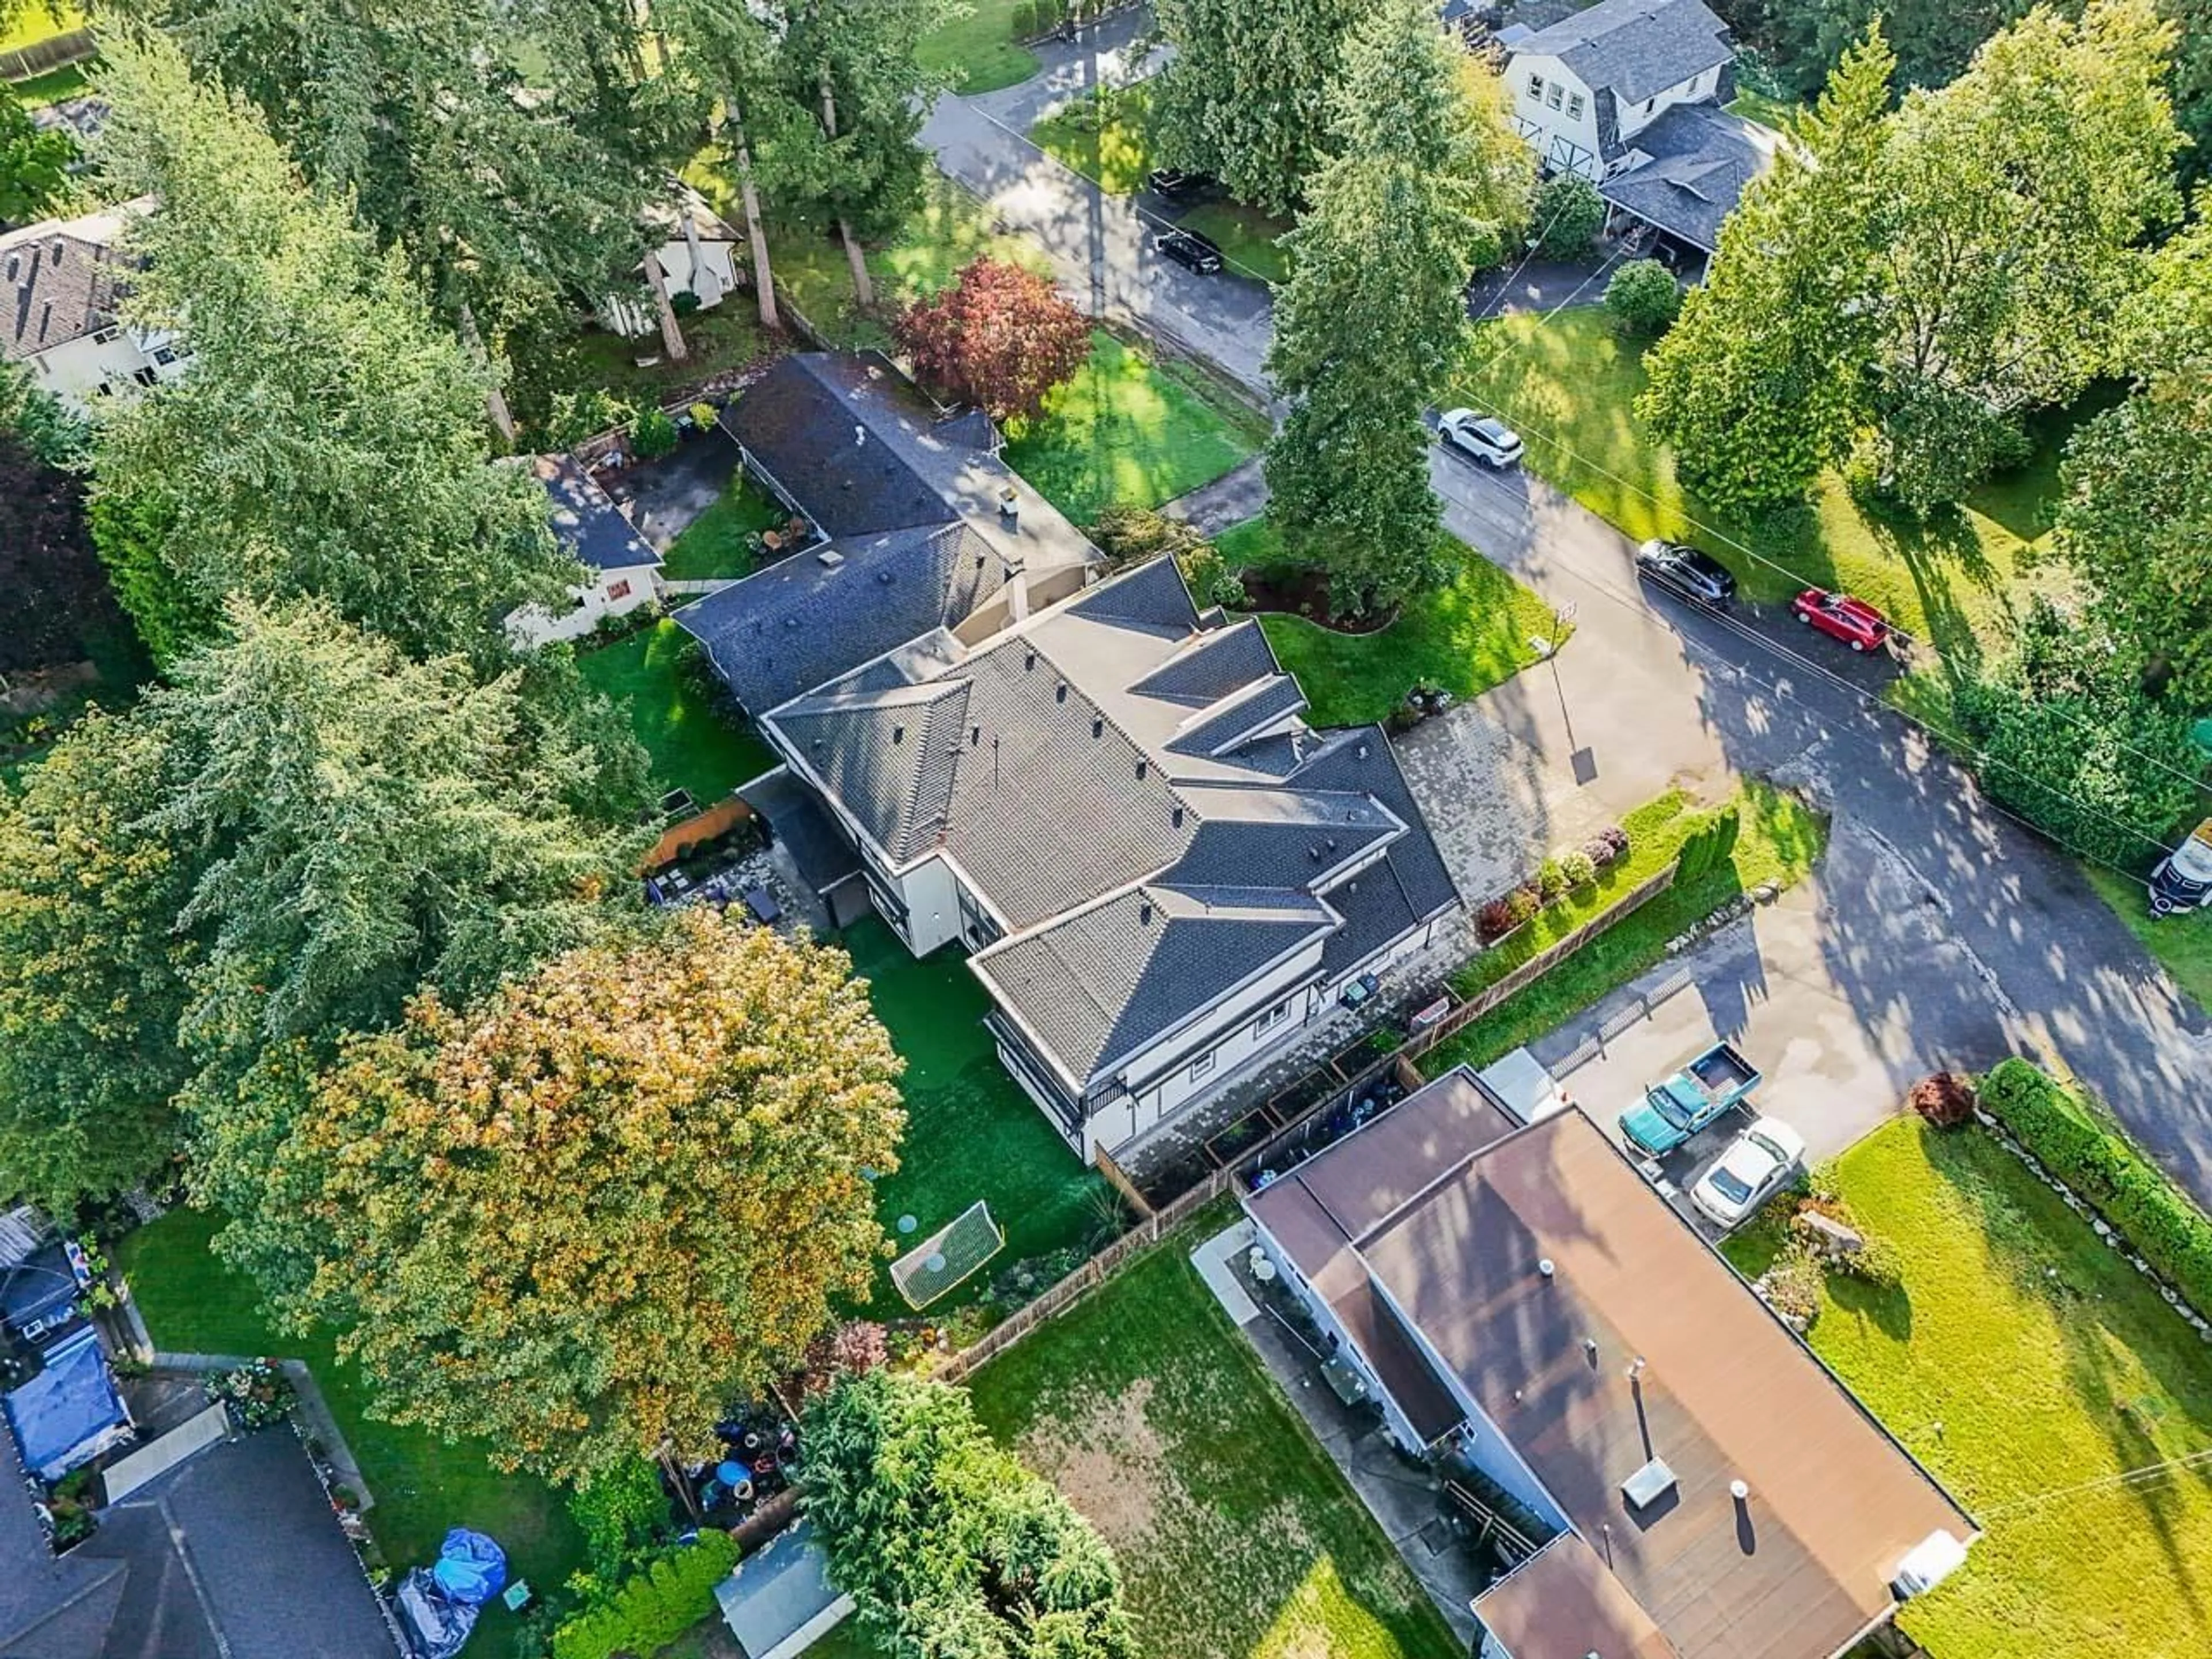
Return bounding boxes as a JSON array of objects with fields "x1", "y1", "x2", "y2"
[{"x1": 889, "y1": 1200, "x2": 1006, "y2": 1310}]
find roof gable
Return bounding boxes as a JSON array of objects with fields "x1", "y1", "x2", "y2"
[
  {"x1": 775, "y1": 679, "x2": 970, "y2": 862},
  {"x1": 723, "y1": 356, "x2": 953, "y2": 539},
  {"x1": 1513, "y1": 0, "x2": 1733, "y2": 105}
]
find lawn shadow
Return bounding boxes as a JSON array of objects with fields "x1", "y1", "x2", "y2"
[
  {"x1": 1856, "y1": 495, "x2": 1997, "y2": 671},
  {"x1": 1823, "y1": 1269, "x2": 1914, "y2": 1344}
]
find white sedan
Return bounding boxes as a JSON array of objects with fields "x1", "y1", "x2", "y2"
[{"x1": 1688, "y1": 1117, "x2": 1807, "y2": 1230}]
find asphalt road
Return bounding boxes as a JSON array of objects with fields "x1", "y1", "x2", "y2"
[{"x1": 924, "y1": 54, "x2": 2212, "y2": 1204}]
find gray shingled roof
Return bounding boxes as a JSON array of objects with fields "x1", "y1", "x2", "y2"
[
  {"x1": 1598, "y1": 101, "x2": 1781, "y2": 252},
  {"x1": 973, "y1": 884, "x2": 1337, "y2": 1085},
  {"x1": 1291, "y1": 728, "x2": 1463, "y2": 924},
  {"x1": 676, "y1": 522, "x2": 1007, "y2": 715},
  {"x1": 533, "y1": 454, "x2": 661, "y2": 573},
  {"x1": 1, "y1": 213, "x2": 129, "y2": 366},
  {"x1": 1168, "y1": 676, "x2": 1309, "y2": 759},
  {"x1": 723, "y1": 356, "x2": 951, "y2": 538},
  {"x1": 1514, "y1": 0, "x2": 1733, "y2": 105},
  {"x1": 774, "y1": 679, "x2": 969, "y2": 862},
  {"x1": 1131, "y1": 620, "x2": 1281, "y2": 706}
]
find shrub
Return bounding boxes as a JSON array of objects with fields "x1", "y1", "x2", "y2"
[
  {"x1": 1467, "y1": 220, "x2": 1506, "y2": 272},
  {"x1": 1476, "y1": 898, "x2": 1522, "y2": 943},
  {"x1": 1505, "y1": 886, "x2": 1541, "y2": 926},
  {"x1": 1909, "y1": 1070, "x2": 1978, "y2": 1129},
  {"x1": 204, "y1": 1358, "x2": 295, "y2": 1430},
  {"x1": 1534, "y1": 857, "x2": 1568, "y2": 903},
  {"x1": 1604, "y1": 258, "x2": 1682, "y2": 334},
  {"x1": 801, "y1": 1320, "x2": 891, "y2": 1395},
  {"x1": 1178, "y1": 545, "x2": 1249, "y2": 610},
  {"x1": 630, "y1": 406, "x2": 679, "y2": 459},
  {"x1": 541, "y1": 389, "x2": 634, "y2": 450},
  {"x1": 1582, "y1": 825, "x2": 1630, "y2": 868},
  {"x1": 1559, "y1": 849, "x2": 1597, "y2": 888},
  {"x1": 1980, "y1": 1058, "x2": 2212, "y2": 1323},
  {"x1": 551, "y1": 1532, "x2": 740, "y2": 1659},
  {"x1": 1034, "y1": 0, "x2": 1066, "y2": 31},
  {"x1": 1092, "y1": 505, "x2": 1207, "y2": 568},
  {"x1": 567, "y1": 1461, "x2": 671, "y2": 1580},
  {"x1": 1011, "y1": 0, "x2": 1038, "y2": 36},
  {"x1": 1531, "y1": 172, "x2": 1605, "y2": 259},
  {"x1": 669, "y1": 288, "x2": 702, "y2": 317},
  {"x1": 1759, "y1": 1243, "x2": 1825, "y2": 1327}
]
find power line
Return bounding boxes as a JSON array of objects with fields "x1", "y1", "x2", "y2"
[{"x1": 1978, "y1": 1445, "x2": 2212, "y2": 1518}]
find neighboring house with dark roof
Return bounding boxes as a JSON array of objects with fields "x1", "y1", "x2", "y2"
[
  {"x1": 1498, "y1": 0, "x2": 1778, "y2": 266},
  {"x1": 507, "y1": 453, "x2": 665, "y2": 647},
  {"x1": 1, "y1": 199, "x2": 188, "y2": 415},
  {"x1": 677, "y1": 353, "x2": 1463, "y2": 1158},
  {"x1": 1247, "y1": 1070, "x2": 1976, "y2": 1659}
]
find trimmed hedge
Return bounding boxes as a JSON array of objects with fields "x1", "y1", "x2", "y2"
[
  {"x1": 552, "y1": 1531, "x2": 740, "y2": 1659},
  {"x1": 1980, "y1": 1058, "x2": 2212, "y2": 1322}
]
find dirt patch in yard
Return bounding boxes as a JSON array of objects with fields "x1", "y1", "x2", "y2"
[
  {"x1": 1016, "y1": 1377, "x2": 1166, "y2": 1551},
  {"x1": 1236, "y1": 566, "x2": 1396, "y2": 634}
]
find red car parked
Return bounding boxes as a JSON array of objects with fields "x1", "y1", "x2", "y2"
[{"x1": 1792, "y1": 588, "x2": 1892, "y2": 653}]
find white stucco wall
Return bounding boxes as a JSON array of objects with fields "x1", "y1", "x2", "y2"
[
  {"x1": 28, "y1": 327, "x2": 188, "y2": 414},
  {"x1": 893, "y1": 854, "x2": 964, "y2": 957},
  {"x1": 1507, "y1": 51, "x2": 1723, "y2": 178},
  {"x1": 506, "y1": 563, "x2": 660, "y2": 648}
]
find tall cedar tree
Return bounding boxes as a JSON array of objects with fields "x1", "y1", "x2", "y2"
[
  {"x1": 1, "y1": 81, "x2": 73, "y2": 226},
  {"x1": 1263, "y1": 0, "x2": 1524, "y2": 614},
  {"x1": 1637, "y1": 25, "x2": 1895, "y2": 511},
  {"x1": 255, "y1": 908, "x2": 905, "y2": 1486},
  {"x1": 0, "y1": 711, "x2": 197, "y2": 1211},
  {"x1": 802, "y1": 1371, "x2": 1139, "y2": 1659},
  {"x1": 105, "y1": 0, "x2": 664, "y2": 432},
  {"x1": 1866, "y1": 0, "x2": 2183, "y2": 511},
  {"x1": 2055, "y1": 214, "x2": 2212, "y2": 703},
  {"x1": 895, "y1": 256, "x2": 1090, "y2": 422},
  {"x1": 1150, "y1": 0, "x2": 1365, "y2": 217},
  {"x1": 87, "y1": 35, "x2": 575, "y2": 671}
]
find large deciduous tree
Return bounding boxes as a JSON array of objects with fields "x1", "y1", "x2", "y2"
[
  {"x1": 1637, "y1": 25, "x2": 1895, "y2": 511},
  {"x1": 1, "y1": 81, "x2": 73, "y2": 227},
  {"x1": 0, "y1": 711, "x2": 196, "y2": 1211},
  {"x1": 1865, "y1": 0, "x2": 2183, "y2": 511},
  {"x1": 1263, "y1": 0, "x2": 1524, "y2": 614},
  {"x1": 1150, "y1": 0, "x2": 1365, "y2": 217},
  {"x1": 87, "y1": 34, "x2": 575, "y2": 672},
  {"x1": 802, "y1": 1370, "x2": 1139, "y2": 1659},
  {"x1": 247, "y1": 908, "x2": 904, "y2": 1485},
  {"x1": 0, "y1": 435, "x2": 125, "y2": 674},
  {"x1": 895, "y1": 256, "x2": 1090, "y2": 422}
]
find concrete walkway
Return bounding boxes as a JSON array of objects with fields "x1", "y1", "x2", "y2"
[{"x1": 1160, "y1": 454, "x2": 1266, "y2": 535}]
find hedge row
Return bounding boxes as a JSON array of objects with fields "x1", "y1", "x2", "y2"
[
  {"x1": 552, "y1": 1531, "x2": 740, "y2": 1659},
  {"x1": 1979, "y1": 1058, "x2": 2212, "y2": 1322}
]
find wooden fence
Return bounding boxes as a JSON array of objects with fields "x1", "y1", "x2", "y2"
[{"x1": 1, "y1": 28, "x2": 93, "y2": 84}]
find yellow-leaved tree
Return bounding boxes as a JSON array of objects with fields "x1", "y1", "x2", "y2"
[{"x1": 261, "y1": 906, "x2": 906, "y2": 1484}]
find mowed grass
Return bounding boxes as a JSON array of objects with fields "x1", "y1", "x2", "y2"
[
  {"x1": 1453, "y1": 306, "x2": 2080, "y2": 670},
  {"x1": 840, "y1": 918, "x2": 1108, "y2": 1315},
  {"x1": 6, "y1": 58, "x2": 89, "y2": 104},
  {"x1": 1003, "y1": 330, "x2": 1263, "y2": 525},
  {"x1": 1174, "y1": 199, "x2": 1294, "y2": 285},
  {"x1": 916, "y1": 0, "x2": 1039, "y2": 94},
  {"x1": 660, "y1": 476, "x2": 785, "y2": 582},
  {"x1": 1723, "y1": 1118, "x2": 2212, "y2": 1659},
  {"x1": 1, "y1": 0, "x2": 81, "y2": 52},
  {"x1": 1031, "y1": 82, "x2": 1158, "y2": 195},
  {"x1": 117, "y1": 1209, "x2": 586, "y2": 1623},
  {"x1": 1725, "y1": 88, "x2": 1800, "y2": 132},
  {"x1": 964, "y1": 1230, "x2": 1462, "y2": 1659},
  {"x1": 576, "y1": 618, "x2": 773, "y2": 804},
  {"x1": 1426, "y1": 780, "x2": 1828, "y2": 1072},
  {"x1": 2085, "y1": 862, "x2": 2212, "y2": 1018},
  {"x1": 1213, "y1": 518, "x2": 1561, "y2": 726}
]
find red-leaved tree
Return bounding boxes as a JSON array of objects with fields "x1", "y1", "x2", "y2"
[{"x1": 894, "y1": 256, "x2": 1090, "y2": 423}]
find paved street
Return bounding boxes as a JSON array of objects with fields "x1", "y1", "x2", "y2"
[{"x1": 925, "y1": 51, "x2": 2212, "y2": 1203}]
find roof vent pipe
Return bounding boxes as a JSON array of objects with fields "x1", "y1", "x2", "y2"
[
  {"x1": 1537, "y1": 1258, "x2": 1556, "y2": 1278},
  {"x1": 1138, "y1": 900, "x2": 1153, "y2": 925},
  {"x1": 1730, "y1": 1480, "x2": 1751, "y2": 1503}
]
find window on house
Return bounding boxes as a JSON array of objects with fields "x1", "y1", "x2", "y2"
[
  {"x1": 1252, "y1": 999, "x2": 1293, "y2": 1040},
  {"x1": 1547, "y1": 84, "x2": 1565, "y2": 111},
  {"x1": 131, "y1": 366, "x2": 159, "y2": 388},
  {"x1": 1189, "y1": 1050, "x2": 1217, "y2": 1085},
  {"x1": 152, "y1": 345, "x2": 180, "y2": 366},
  {"x1": 1567, "y1": 93, "x2": 1585, "y2": 120},
  {"x1": 606, "y1": 579, "x2": 632, "y2": 601},
  {"x1": 1528, "y1": 74, "x2": 1545, "y2": 101}
]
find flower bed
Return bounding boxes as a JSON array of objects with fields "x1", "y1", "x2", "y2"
[{"x1": 1476, "y1": 826, "x2": 1629, "y2": 945}]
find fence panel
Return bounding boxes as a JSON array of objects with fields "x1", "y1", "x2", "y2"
[{"x1": 1, "y1": 28, "x2": 94, "y2": 83}]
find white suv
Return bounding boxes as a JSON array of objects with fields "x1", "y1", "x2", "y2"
[{"x1": 1437, "y1": 408, "x2": 1524, "y2": 468}]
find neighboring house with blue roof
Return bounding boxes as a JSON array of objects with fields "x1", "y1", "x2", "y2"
[
  {"x1": 507, "y1": 454, "x2": 665, "y2": 647},
  {"x1": 675, "y1": 354, "x2": 1463, "y2": 1160},
  {"x1": 1498, "y1": 0, "x2": 1778, "y2": 268}
]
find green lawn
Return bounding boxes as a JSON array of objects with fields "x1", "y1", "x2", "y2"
[
  {"x1": 1, "y1": 0, "x2": 81, "y2": 53},
  {"x1": 1724, "y1": 89, "x2": 1800, "y2": 132},
  {"x1": 1173, "y1": 199, "x2": 1294, "y2": 285},
  {"x1": 1721, "y1": 1118, "x2": 2212, "y2": 1658},
  {"x1": 839, "y1": 918, "x2": 1107, "y2": 1313},
  {"x1": 1453, "y1": 306, "x2": 2081, "y2": 671},
  {"x1": 116, "y1": 1209, "x2": 586, "y2": 1624},
  {"x1": 1213, "y1": 518, "x2": 1562, "y2": 726},
  {"x1": 2085, "y1": 862, "x2": 2212, "y2": 1017},
  {"x1": 964, "y1": 1228, "x2": 1462, "y2": 1659},
  {"x1": 1425, "y1": 780, "x2": 1828, "y2": 1073},
  {"x1": 5, "y1": 57, "x2": 88, "y2": 104},
  {"x1": 575, "y1": 618, "x2": 774, "y2": 804},
  {"x1": 660, "y1": 476, "x2": 785, "y2": 582},
  {"x1": 916, "y1": 0, "x2": 1039, "y2": 94},
  {"x1": 1003, "y1": 330, "x2": 1263, "y2": 526},
  {"x1": 510, "y1": 304, "x2": 778, "y2": 446},
  {"x1": 1031, "y1": 82, "x2": 1158, "y2": 196}
]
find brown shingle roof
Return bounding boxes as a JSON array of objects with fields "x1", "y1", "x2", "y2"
[
  {"x1": 1257, "y1": 1080, "x2": 1973, "y2": 1659},
  {"x1": 0, "y1": 205, "x2": 139, "y2": 365}
]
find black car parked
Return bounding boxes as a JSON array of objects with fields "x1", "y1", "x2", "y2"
[
  {"x1": 1145, "y1": 168, "x2": 1207, "y2": 200},
  {"x1": 1634, "y1": 539, "x2": 1737, "y2": 606},
  {"x1": 1154, "y1": 227, "x2": 1224, "y2": 275}
]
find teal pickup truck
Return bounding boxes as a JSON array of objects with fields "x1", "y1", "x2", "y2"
[{"x1": 1619, "y1": 1041, "x2": 1761, "y2": 1158}]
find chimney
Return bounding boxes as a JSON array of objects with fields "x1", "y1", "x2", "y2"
[{"x1": 1006, "y1": 555, "x2": 1029, "y2": 622}]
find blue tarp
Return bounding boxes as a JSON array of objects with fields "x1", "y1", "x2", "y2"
[
  {"x1": 2, "y1": 1325, "x2": 130, "y2": 1482},
  {"x1": 432, "y1": 1528, "x2": 508, "y2": 1606}
]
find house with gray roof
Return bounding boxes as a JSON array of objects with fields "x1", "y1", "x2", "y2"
[
  {"x1": 507, "y1": 453, "x2": 666, "y2": 647},
  {"x1": 1498, "y1": 0, "x2": 1779, "y2": 266},
  {"x1": 2, "y1": 198, "x2": 190, "y2": 415},
  {"x1": 677, "y1": 354, "x2": 1462, "y2": 1157}
]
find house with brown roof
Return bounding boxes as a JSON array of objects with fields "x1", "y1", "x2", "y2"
[
  {"x1": 1246, "y1": 1067, "x2": 1975, "y2": 1659},
  {"x1": 1, "y1": 199, "x2": 188, "y2": 414}
]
